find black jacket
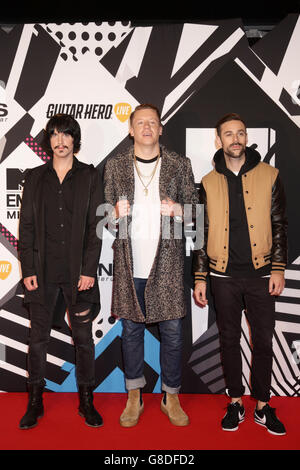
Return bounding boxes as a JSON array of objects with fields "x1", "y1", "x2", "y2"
[{"x1": 18, "y1": 157, "x2": 103, "y2": 315}]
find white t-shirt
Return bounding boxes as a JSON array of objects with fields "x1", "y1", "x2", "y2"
[{"x1": 131, "y1": 157, "x2": 161, "y2": 278}]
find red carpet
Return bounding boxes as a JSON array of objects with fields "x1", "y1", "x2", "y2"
[{"x1": 0, "y1": 393, "x2": 299, "y2": 450}]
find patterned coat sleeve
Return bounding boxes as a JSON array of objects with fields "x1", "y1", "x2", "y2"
[{"x1": 192, "y1": 182, "x2": 209, "y2": 283}]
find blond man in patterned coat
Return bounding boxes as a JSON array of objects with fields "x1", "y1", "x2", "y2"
[{"x1": 104, "y1": 104, "x2": 198, "y2": 427}]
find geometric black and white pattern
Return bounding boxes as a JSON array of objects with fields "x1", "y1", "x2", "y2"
[{"x1": 1, "y1": 16, "x2": 299, "y2": 394}]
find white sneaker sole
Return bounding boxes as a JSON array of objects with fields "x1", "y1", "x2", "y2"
[
  {"x1": 222, "y1": 416, "x2": 244, "y2": 432},
  {"x1": 254, "y1": 418, "x2": 286, "y2": 435}
]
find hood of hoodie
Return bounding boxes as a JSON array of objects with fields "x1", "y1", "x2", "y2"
[{"x1": 213, "y1": 146, "x2": 261, "y2": 178}]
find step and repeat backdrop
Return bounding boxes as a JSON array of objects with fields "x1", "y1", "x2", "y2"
[{"x1": 0, "y1": 16, "x2": 300, "y2": 395}]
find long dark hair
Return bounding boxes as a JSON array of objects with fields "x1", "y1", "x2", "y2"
[{"x1": 41, "y1": 113, "x2": 81, "y2": 156}]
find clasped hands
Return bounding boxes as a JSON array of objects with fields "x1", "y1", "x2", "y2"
[{"x1": 113, "y1": 197, "x2": 182, "y2": 219}]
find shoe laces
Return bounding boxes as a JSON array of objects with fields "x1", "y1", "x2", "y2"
[
  {"x1": 226, "y1": 402, "x2": 241, "y2": 415},
  {"x1": 260, "y1": 404, "x2": 278, "y2": 422}
]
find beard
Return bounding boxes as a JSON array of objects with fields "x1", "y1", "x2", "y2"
[{"x1": 224, "y1": 143, "x2": 246, "y2": 159}]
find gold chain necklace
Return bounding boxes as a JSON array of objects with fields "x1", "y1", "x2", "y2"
[{"x1": 134, "y1": 153, "x2": 160, "y2": 196}]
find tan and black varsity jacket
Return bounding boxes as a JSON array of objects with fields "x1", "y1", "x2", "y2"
[{"x1": 193, "y1": 147, "x2": 288, "y2": 282}]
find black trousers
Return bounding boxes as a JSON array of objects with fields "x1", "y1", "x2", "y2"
[
  {"x1": 211, "y1": 276, "x2": 275, "y2": 402},
  {"x1": 28, "y1": 283, "x2": 95, "y2": 388}
]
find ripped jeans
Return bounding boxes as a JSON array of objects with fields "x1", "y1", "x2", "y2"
[{"x1": 28, "y1": 283, "x2": 95, "y2": 388}]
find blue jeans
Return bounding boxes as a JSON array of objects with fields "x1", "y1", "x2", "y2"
[{"x1": 122, "y1": 278, "x2": 183, "y2": 394}]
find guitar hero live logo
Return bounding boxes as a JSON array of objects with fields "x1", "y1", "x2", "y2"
[{"x1": 45, "y1": 102, "x2": 132, "y2": 122}]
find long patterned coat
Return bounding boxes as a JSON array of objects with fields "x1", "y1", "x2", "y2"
[{"x1": 104, "y1": 145, "x2": 198, "y2": 323}]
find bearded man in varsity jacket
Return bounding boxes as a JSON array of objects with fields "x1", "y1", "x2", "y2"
[
  {"x1": 104, "y1": 104, "x2": 198, "y2": 428},
  {"x1": 193, "y1": 113, "x2": 288, "y2": 436}
]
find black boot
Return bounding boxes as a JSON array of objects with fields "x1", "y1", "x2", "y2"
[
  {"x1": 19, "y1": 384, "x2": 44, "y2": 430},
  {"x1": 78, "y1": 385, "x2": 103, "y2": 427}
]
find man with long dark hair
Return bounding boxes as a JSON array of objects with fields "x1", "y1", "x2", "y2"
[{"x1": 19, "y1": 114, "x2": 103, "y2": 429}]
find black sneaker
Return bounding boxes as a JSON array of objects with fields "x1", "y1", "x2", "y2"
[
  {"x1": 221, "y1": 402, "x2": 245, "y2": 431},
  {"x1": 254, "y1": 404, "x2": 286, "y2": 435}
]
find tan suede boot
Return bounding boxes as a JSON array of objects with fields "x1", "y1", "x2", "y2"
[
  {"x1": 120, "y1": 389, "x2": 144, "y2": 427},
  {"x1": 161, "y1": 392, "x2": 190, "y2": 426}
]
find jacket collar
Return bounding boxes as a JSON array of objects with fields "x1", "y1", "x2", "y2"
[
  {"x1": 46, "y1": 155, "x2": 81, "y2": 173},
  {"x1": 213, "y1": 146, "x2": 261, "y2": 177}
]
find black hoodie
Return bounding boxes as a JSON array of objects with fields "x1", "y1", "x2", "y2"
[{"x1": 212, "y1": 146, "x2": 271, "y2": 278}]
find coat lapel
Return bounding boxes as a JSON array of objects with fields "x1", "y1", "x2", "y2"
[
  {"x1": 122, "y1": 149, "x2": 135, "y2": 206},
  {"x1": 70, "y1": 163, "x2": 91, "y2": 281},
  {"x1": 159, "y1": 147, "x2": 179, "y2": 200},
  {"x1": 32, "y1": 165, "x2": 47, "y2": 260}
]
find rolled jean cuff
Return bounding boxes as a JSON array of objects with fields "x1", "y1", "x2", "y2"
[
  {"x1": 162, "y1": 382, "x2": 181, "y2": 394},
  {"x1": 125, "y1": 376, "x2": 146, "y2": 391}
]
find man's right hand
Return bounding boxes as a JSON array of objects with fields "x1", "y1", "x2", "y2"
[
  {"x1": 24, "y1": 275, "x2": 38, "y2": 291},
  {"x1": 114, "y1": 199, "x2": 130, "y2": 219},
  {"x1": 194, "y1": 282, "x2": 208, "y2": 307}
]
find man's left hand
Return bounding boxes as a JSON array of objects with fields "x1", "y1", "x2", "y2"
[
  {"x1": 160, "y1": 197, "x2": 182, "y2": 217},
  {"x1": 78, "y1": 275, "x2": 95, "y2": 291},
  {"x1": 269, "y1": 273, "x2": 285, "y2": 296}
]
